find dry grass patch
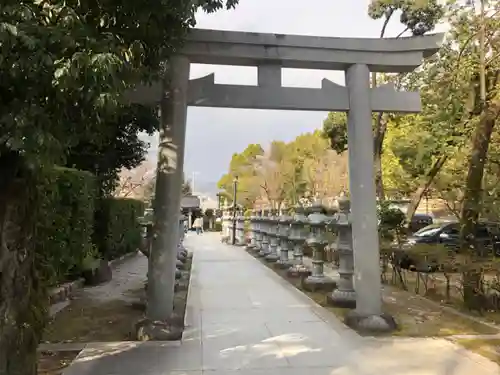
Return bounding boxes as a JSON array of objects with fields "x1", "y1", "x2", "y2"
[
  {"x1": 456, "y1": 338, "x2": 500, "y2": 365},
  {"x1": 251, "y1": 252, "x2": 498, "y2": 337},
  {"x1": 44, "y1": 257, "x2": 192, "y2": 343},
  {"x1": 38, "y1": 351, "x2": 80, "y2": 375},
  {"x1": 43, "y1": 298, "x2": 145, "y2": 343}
]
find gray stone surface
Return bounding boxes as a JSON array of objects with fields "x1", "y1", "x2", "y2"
[
  {"x1": 182, "y1": 28, "x2": 443, "y2": 70},
  {"x1": 64, "y1": 234, "x2": 500, "y2": 375},
  {"x1": 345, "y1": 63, "x2": 384, "y2": 319}
]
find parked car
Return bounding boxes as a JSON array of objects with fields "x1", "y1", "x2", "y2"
[
  {"x1": 408, "y1": 213, "x2": 433, "y2": 233},
  {"x1": 395, "y1": 221, "x2": 500, "y2": 270}
]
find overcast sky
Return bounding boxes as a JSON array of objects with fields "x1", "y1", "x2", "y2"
[{"x1": 143, "y1": 0, "x2": 446, "y2": 193}]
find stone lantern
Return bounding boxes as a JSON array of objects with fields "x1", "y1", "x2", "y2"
[
  {"x1": 327, "y1": 196, "x2": 356, "y2": 308},
  {"x1": 236, "y1": 209, "x2": 246, "y2": 246},
  {"x1": 252, "y1": 210, "x2": 263, "y2": 253},
  {"x1": 255, "y1": 210, "x2": 263, "y2": 253},
  {"x1": 245, "y1": 210, "x2": 256, "y2": 250},
  {"x1": 303, "y1": 200, "x2": 336, "y2": 291},
  {"x1": 265, "y1": 210, "x2": 280, "y2": 262},
  {"x1": 220, "y1": 207, "x2": 226, "y2": 242},
  {"x1": 221, "y1": 206, "x2": 229, "y2": 242},
  {"x1": 276, "y1": 208, "x2": 293, "y2": 269},
  {"x1": 230, "y1": 206, "x2": 239, "y2": 245},
  {"x1": 287, "y1": 205, "x2": 310, "y2": 277},
  {"x1": 226, "y1": 206, "x2": 233, "y2": 242},
  {"x1": 258, "y1": 210, "x2": 271, "y2": 257},
  {"x1": 178, "y1": 213, "x2": 188, "y2": 257}
]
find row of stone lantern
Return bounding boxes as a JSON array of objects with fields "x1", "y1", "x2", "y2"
[
  {"x1": 240, "y1": 197, "x2": 356, "y2": 308},
  {"x1": 219, "y1": 206, "x2": 247, "y2": 245}
]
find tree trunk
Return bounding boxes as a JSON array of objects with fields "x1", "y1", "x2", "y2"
[
  {"x1": 373, "y1": 112, "x2": 387, "y2": 201},
  {"x1": 460, "y1": 101, "x2": 500, "y2": 310},
  {"x1": 0, "y1": 155, "x2": 45, "y2": 375},
  {"x1": 370, "y1": 10, "x2": 393, "y2": 202},
  {"x1": 462, "y1": 270, "x2": 485, "y2": 312},
  {"x1": 460, "y1": 102, "x2": 500, "y2": 246},
  {"x1": 406, "y1": 156, "x2": 448, "y2": 223}
]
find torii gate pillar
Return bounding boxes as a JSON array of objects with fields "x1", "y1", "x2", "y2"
[
  {"x1": 344, "y1": 64, "x2": 393, "y2": 330},
  {"x1": 146, "y1": 56, "x2": 190, "y2": 329}
]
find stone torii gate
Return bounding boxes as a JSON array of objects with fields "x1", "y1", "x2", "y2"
[{"x1": 131, "y1": 28, "x2": 442, "y2": 332}]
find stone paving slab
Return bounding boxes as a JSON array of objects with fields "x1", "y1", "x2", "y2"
[
  {"x1": 63, "y1": 233, "x2": 500, "y2": 375},
  {"x1": 79, "y1": 252, "x2": 147, "y2": 302}
]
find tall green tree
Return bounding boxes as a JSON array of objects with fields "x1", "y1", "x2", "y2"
[
  {"x1": 217, "y1": 144, "x2": 264, "y2": 207},
  {"x1": 0, "y1": 0, "x2": 239, "y2": 373},
  {"x1": 219, "y1": 131, "x2": 347, "y2": 209},
  {"x1": 323, "y1": 0, "x2": 443, "y2": 200},
  {"x1": 459, "y1": 1, "x2": 500, "y2": 251},
  {"x1": 368, "y1": 0, "x2": 443, "y2": 199}
]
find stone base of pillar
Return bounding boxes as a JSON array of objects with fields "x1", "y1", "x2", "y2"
[
  {"x1": 258, "y1": 246, "x2": 269, "y2": 257},
  {"x1": 344, "y1": 310, "x2": 397, "y2": 333},
  {"x1": 174, "y1": 277, "x2": 189, "y2": 292},
  {"x1": 274, "y1": 259, "x2": 293, "y2": 269},
  {"x1": 265, "y1": 253, "x2": 279, "y2": 262},
  {"x1": 135, "y1": 317, "x2": 184, "y2": 341},
  {"x1": 327, "y1": 289, "x2": 356, "y2": 309},
  {"x1": 175, "y1": 268, "x2": 182, "y2": 279},
  {"x1": 175, "y1": 259, "x2": 185, "y2": 269},
  {"x1": 303, "y1": 275, "x2": 336, "y2": 292},
  {"x1": 249, "y1": 245, "x2": 260, "y2": 253},
  {"x1": 287, "y1": 264, "x2": 311, "y2": 278}
]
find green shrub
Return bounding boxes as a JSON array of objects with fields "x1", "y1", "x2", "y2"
[
  {"x1": 95, "y1": 198, "x2": 145, "y2": 260},
  {"x1": 37, "y1": 167, "x2": 96, "y2": 285}
]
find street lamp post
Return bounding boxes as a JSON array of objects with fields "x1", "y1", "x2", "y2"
[
  {"x1": 216, "y1": 193, "x2": 222, "y2": 210},
  {"x1": 232, "y1": 176, "x2": 238, "y2": 245}
]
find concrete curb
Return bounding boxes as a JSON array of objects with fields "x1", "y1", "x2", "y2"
[
  {"x1": 49, "y1": 279, "x2": 85, "y2": 305},
  {"x1": 38, "y1": 340, "x2": 181, "y2": 353},
  {"x1": 48, "y1": 251, "x2": 140, "y2": 306},
  {"x1": 182, "y1": 253, "x2": 197, "y2": 342}
]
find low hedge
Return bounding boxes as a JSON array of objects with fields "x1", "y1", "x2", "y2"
[
  {"x1": 37, "y1": 167, "x2": 96, "y2": 285},
  {"x1": 95, "y1": 197, "x2": 145, "y2": 260}
]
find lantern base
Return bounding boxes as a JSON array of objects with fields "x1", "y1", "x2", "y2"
[
  {"x1": 245, "y1": 244, "x2": 255, "y2": 251},
  {"x1": 265, "y1": 253, "x2": 279, "y2": 262},
  {"x1": 327, "y1": 289, "x2": 356, "y2": 309},
  {"x1": 257, "y1": 247, "x2": 269, "y2": 257},
  {"x1": 275, "y1": 258, "x2": 293, "y2": 269},
  {"x1": 251, "y1": 245, "x2": 261, "y2": 253},
  {"x1": 287, "y1": 264, "x2": 311, "y2": 278},
  {"x1": 303, "y1": 275, "x2": 336, "y2": 292}
]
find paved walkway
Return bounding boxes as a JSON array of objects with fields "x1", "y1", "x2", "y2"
[
  {"x1": 82, "y1": 252, "x2": 148, "y2": 302},
  {"x1": 64, "y1": 233, "x2": 500, "y2": 375}
]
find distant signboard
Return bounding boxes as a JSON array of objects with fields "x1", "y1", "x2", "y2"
[{"x1": 181, "y1": 195, "x2": 201, "y2": 209}]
